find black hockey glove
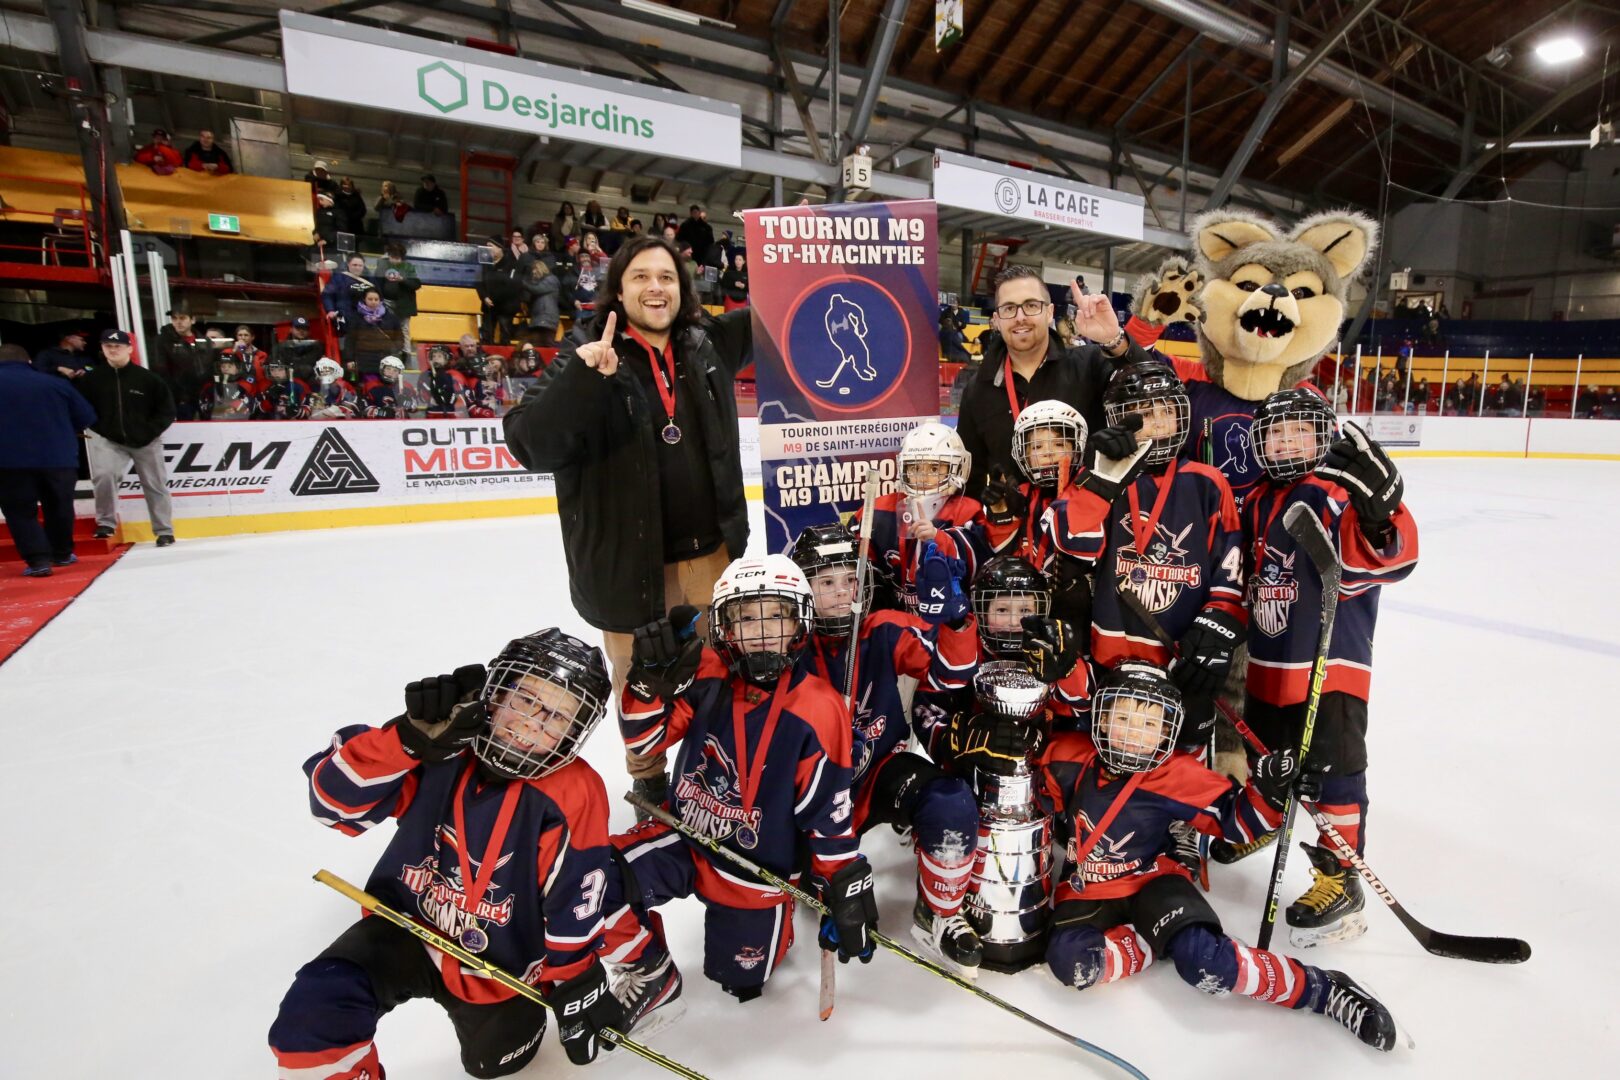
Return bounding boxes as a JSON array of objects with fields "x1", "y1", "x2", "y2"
[
  {"x1": 1315, "y1": 421, "x2": 1403, "y2": 542},
  {"x1": 1249, "y1": 748, "x2": 1321, "y2": 811},
  {"x1": 1021, "y1": 614, "x2": 1082, "y2": 683},
  {"x1": 818, "y1": 858, "x2": 878, "y2": 964},
  {"x1": 627, "y1": 604, "x2": 703, "y2": 703},
  {"x1": 393, "y1": 664, "x2": 488, "y2": 762},
  {"x1": 981, "y1": 464, "x2": 1027, "y2": 527},
  {"x1": 1049, "y1": 554, "x2": 1093, "y2": 626},
  {"x1": 946, "y1": 710, "x2": 1047, "y2": 775},
  {"x1": 551, "y1": 958, "x2": 625, "y2": 1065},
  {"x1": 1077, "y1": 420, "x2": 1152, "y2": 503},
  {"x1": 1085, "y1": 412, "x2": 1144, "y2": 462},
  {"x1": 916, "y1": 541, "x2": 970, "y2": 626},
  {"x1": 1171, "y1": 609, "x2": 1245, "y2": 696}
]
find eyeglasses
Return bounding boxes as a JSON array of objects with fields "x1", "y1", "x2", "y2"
[{"x1": 995, "y1": 299, "x2": 1050, "y2": 319}]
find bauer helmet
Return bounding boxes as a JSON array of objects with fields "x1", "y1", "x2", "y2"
[
  {"x1": 973, "y1": 660, "x2": 1051, "y2": 720},
  {"x1": 897, "y1": 421, "x2": 971, "y2": 499},
  {"x1": 476, "y1": 628, "x2": 612, "y2": 781},
  {"x1": 971, "y1": 555, "x2": 1051, "y2": 659},
  {"x1": 1252, "y1": 388, "x2": 1336, "y2": 482},
  {"x1": 265, "y1": 356, "x2": 289, "y2": 383},
  {"x1": 428, "y1": 344, "x2": 452, "y2": 369},
  {"x1": 790, "y1": 522, "x2": 870, "y2": 637},
  {"x1": 314, "y1": 357, "x2": 343, "y2": 385},
  {"x1": 1092, "y1": 664, "x2": 1184, "y2": 775},
  {"x1": 379, "y1": 355, "x2": 405, "y2": 381},
  {"x1": 710, "y1": 554, "x2": 815, "y2": 683},
  {"x1": 1012, "y1": 399, "x2": 1086, "y2": 489},
  {"x1": 1103, "y1": 361, "x2": 1190, "y2": 467}
]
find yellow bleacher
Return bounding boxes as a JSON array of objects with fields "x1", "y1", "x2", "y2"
[{"x1": 408, "y1": 284, "x2": 480, "y2": 342}]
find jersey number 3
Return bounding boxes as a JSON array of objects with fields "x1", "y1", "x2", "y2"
[{"x1": 573, "y1": 868, "x2": 607, "y2": 920}]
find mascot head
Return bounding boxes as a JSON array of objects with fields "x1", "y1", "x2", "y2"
[{"x1": 1190, "y1": 209, "x2": 1378, "y2": 400}]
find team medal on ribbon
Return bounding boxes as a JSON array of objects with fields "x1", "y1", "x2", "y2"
[
  {"x1": 459, "y1": 926, "x2": 489, "y2": 953},
  {"x1": 661, "y1": 422, "x2": 682, "y2": 445},
  {"x1": 735, "y1": 825, "x2": 759, "y2": 850}
]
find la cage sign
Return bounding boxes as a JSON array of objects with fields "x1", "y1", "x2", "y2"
[{"x1": 932, "y1": 149, "x2": 1145, "y2": 242}]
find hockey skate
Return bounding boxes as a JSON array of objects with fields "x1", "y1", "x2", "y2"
[
  {"x1": 1209, "y1": 828, "x2": 1277, "y2": 864},
  {"x1": 610, "y1": 952, "x2": 685, "y2": 1039},
  {"x1": 911, "y1": 895, "x2": 983, "y2": 978},
  {"x1": 1312, "y1": 969, "x2": 1411, "y2": 1051},
  {"x1": 1287, "y1": 843, "x2": 1367, "y2": 947}
]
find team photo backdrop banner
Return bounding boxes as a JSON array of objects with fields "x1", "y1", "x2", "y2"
[{"x1": 742, "y1": 199, "x2": 940, "y2": 552}]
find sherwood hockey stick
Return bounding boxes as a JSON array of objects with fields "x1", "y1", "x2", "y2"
[
  {"x1": 312, "y1": 870, "x2": 710, "y2": 1080},
  {"x1": 1256, "y1": 503, "x2": 1342, "y2": 950},
  {"x1": 627, "y1": 794, "x2": 1150, "y2": 1080}
]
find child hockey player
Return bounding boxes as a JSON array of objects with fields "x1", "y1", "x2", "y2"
[
  {"x1": 980, "y1": 399, "x2": 1085, "y2": 563},
  {"x1": 270, "y1": 629, "x2": 655, "y2": 1078},
  {"x1": 199, "y1": 351, "x2": 255, "y2": 420},
  {"x1": 1017, "y1": 664, "x2": 1405, "y2": 1050},
  {"x1": 253, "y1": 355, "x2": 312, "y2": 420},
  {"x1": 423, "y1": 344, "x2": 466, "y2": 419},
  {"x1": 308, "y1": 357, "x2": 361, "y2": 420},
  {"x1": 789, "y1": 522, "x2": 983, "y2": 971},
  {"x1": 607, "y1": 555, "x2": 875, "y2": 1002},
  {"x1": 1237, "y1": 390, "x2": 1418, "y2": 946},
  {"x1": 363, "y1": 354, "x2": 414, "y2": 419}
]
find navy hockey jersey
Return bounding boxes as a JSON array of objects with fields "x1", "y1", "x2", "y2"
[{"x1": 855, "y1": 491, "x2": 992, "y2": 613}]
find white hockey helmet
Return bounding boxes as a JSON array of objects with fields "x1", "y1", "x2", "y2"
[
  {"x1": 897, "y1": 421, "x2": 971, "y2": 498},
  {"x1": 1011, "y1": 399, "x2": 1087, "y2": 489},
  {"x1": 709, "y1": 554, "x2": 814, "y2": 683},
  {"x1": 379, "y1": 354, "x2": 405, "y2": 374},
  {"x1": 314, "y1": 357, "x2": 343, "y2": 381}
]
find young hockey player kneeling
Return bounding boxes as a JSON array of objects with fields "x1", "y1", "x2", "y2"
[{"x1": 1027, "y1": 666, "x2": 1405, "y2": 1051}]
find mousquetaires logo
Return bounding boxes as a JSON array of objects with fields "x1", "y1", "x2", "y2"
[{"x1": 414, "y1": 61, "x2": 655, "y2": 139}]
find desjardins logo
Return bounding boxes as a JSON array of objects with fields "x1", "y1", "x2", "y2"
[{"x1": 414, "y1": 61, "x2": 655, "y2": 139}]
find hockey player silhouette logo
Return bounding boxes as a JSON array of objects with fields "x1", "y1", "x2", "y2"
[
  {"x1": 818, "y1": 294, "x2": 875, "y2": 394},
  {"x1": 674, "y1": 735, "x2": 763, "y2": 842},
  {"x1": 784, "y1": 280, "x2": 912, "y2": 411},
  {"x1": 1115, "y1": 514, "x2": 1203, "y2": 614},
  {"x1": 1251, "y1": 545, "x2": 1300, "y2": 637}
]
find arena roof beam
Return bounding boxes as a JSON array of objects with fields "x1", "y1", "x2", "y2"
[
  {"x1": 186, "y1": 0, "x2": 397, "y2": 47},
  {"x1": 1439, "y1": 63, "x2": 1613, "y2": 202},
  {"x1": 843, "y1": 0, "x2": 908, "y2": 153}
]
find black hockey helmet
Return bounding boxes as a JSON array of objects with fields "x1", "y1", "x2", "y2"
[
  {"x1": 790, "y1": 522, "x2": 869, "y2": 637},
  {"x1": 1103, "y1": 360, "x2": 1190, "y2": 466},
  {"x1": 476, "y1": 628, "x2": 612, "y2": 781},
  {"x1": 1252, "y1": 388, "x2": 1337, "y2": 482},
  {"x1": 1092, "y1": 663, "x2": 1184, "y2": 774},
  {"x1": 971, "y1": 555, "x2": 1051, "y2": 659}
]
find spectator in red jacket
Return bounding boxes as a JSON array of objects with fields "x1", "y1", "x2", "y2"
[
  {"x1": 133, "y1": 128, "x2": 181, "y2": 175},
  {"x1": 181, "y1": 129, "x2": 233, "y2": 175}
]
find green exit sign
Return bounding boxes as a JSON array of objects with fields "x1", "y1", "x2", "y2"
[{"x1": 207, "y1": 213, "x2": 240, "y2": 234}]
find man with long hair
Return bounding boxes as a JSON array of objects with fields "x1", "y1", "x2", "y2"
[{"x1": 504, "y1": 235, "x2": 753, "y2": 812}]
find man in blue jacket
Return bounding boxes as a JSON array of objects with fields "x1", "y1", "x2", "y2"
[{"x1": 0, "y1": 343, "x2": 97, "y2": 576}]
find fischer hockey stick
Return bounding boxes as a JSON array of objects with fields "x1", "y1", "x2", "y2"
[
  {"x1": 1256, "y1": 503, "x2": 1342, "y2": 950},
  {"x1": 627, "y1": 794, "x2": 1149, "y2": 1080},
  {"x1": 312, "y1": 870, "x2": 710, "y2": 1079}
]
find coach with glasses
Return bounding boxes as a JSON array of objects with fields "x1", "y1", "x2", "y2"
[{"x1": 957, "y1": 266, "x2": 1151, "y2": 498}]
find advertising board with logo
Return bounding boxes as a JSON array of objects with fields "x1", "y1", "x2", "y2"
[
  {"x1": 741, "y1": 200, "x2": 940, "y2": 552},
  {"x1": 932, "y1": 148, "x2": 1145, "y2": 242}
]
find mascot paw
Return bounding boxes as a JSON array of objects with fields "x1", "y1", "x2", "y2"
[{"x1": 1132, "y1": 256, "x2": 1204, "y2": 326}]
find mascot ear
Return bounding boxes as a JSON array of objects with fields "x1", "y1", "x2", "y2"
[
  {"x1": 1195, "y1": 211, "x2": 1278, "y2": 262},
  {"x1": 1289, "y1": 212, "x2": 1378, "y2": 282}
]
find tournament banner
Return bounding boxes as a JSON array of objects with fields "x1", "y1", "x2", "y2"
[{"x1": 742, "y1": 199, "x2": 939, "y2": 553}]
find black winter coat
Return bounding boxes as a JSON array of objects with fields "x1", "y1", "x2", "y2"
[
  {"x1": 77, "y1": 362, "x2": 176, "y2": 448},
  {"x1": 503, "y1": 311, "x2": 753, "y2": 632}
]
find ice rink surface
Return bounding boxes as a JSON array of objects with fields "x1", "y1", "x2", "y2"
[{"x1": 1, "y1": 457, "x2": 1612, "y2": 1079}]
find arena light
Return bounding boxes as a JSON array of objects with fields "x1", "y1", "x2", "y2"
[
  {"x1": 620, "y1": 0, "x2": 736, "y2": 28},
  {"x1": 1534, "y1": 36, "x2": 1585, "y2": 65}
]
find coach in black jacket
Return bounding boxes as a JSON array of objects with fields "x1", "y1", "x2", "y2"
[
  {"x1": 504, "y1": 235, "x2": 751, "y2": 808},
  {"x1": 958, "y1": 265, "x2": 1150, "y2": 498}
]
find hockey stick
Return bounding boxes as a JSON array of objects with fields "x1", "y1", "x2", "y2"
[
  {"x1": 626, "y1": 794, "x2": 1150, "y2": 1080},
  {"x1": 312, "y1": 870, "x2": 710, "y2": 1080},
  {"x1": 1256, "y1": 503, "x2": 1342, "y2": 950}
]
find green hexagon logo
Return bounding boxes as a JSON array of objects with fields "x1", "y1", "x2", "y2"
[{"x1": 417, "y1": 62, "x2": 467, "y2": 114}]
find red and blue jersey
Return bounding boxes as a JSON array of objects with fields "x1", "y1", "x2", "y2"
[
  {"x1": 316, "y1": 378, "x2": 362, "y2": 418},
  {"x1": 984, "y1": 481, "x2": 1062, "y2": 564},
  {"x1": 855, "y1": 491, "x2": 991, "y2": 614},
  {"x1": 1243, "y1": 475, "x2": 1418, "y2": 706},
  {"x1": 620, "y1": 653, "x2": 858, "y2": 906},
  {"x1": 253, "y1": 378, "x2": 313, "y2": 420},
  {"x1": 303, "y1": 725, "x2": 632, "y2": 1004},
  {"x1": 1038, "y1": 731, "x2": 1282, "y2": 902},
  {"x1": 364, "y1": 379, "x2": 418, "y2": 419}
]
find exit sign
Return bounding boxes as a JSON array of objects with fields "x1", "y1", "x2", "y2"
[{"x1": 207, "y1": 213, "x2": 240, "y2": 234}]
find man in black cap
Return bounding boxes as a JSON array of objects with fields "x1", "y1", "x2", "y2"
[
  {"x1": 77, "y1": 330, "x2": 178, "y2": 546},
  {"x1": 273, "y1": 316, "x2": 325, "y2": 387},
  {"x1": 155, "y1": 307, "x2": 213, "y2": 420}
]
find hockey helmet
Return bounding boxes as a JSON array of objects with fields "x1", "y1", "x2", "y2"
[
  {"x1": 710, "y1": 554, "x2": 814, "y2": 684},
  {"x1": 790, "y1": 522, "x2": 870, "y2": 637},
  {"x1": 314, "y1": 357, "x2": 343, "y2": 384},
  {"x1": 898, "y1": 421, "x2": 971, "y2": 499},
  {"x1": 1252, "y1": 388, "x2": 1336, "y2": 482},
  {"x1": 972, "y1": 555, "x2": 1051, "y2": 659},
  {"x1": 1092, "y1": 664, "x2": 1184, "y2": 774},
  {"x1": 1012, "y1": 399, "x2": 1086, "y2": 489},
  {"x1": 1103, "y1": 361, "x2": 1189, "y2": 466},
  {"x1": 476, "y1": 628, "x2": 612, "y2": 781}
]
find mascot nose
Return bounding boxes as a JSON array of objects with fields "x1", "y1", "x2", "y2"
[{"x1": 1260, "y1": 283, "x2": 1289, "y2": 301}]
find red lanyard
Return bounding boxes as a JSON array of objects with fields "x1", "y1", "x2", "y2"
[
  {"x1": 1002, "y1": 357, "x2": 1023, "y2": 421},
  {"x1": 627, "y1": 326, "x2": 677, "y2": 423},
  {"x1": 1250, "y1": 489, "x2": 1289, "y2": 584},
  {"x1": 1124, "y1": 460, "x2": 1179, "y2": 561},
  {"x1": 1023, "y1": 486, "x2": 1052, "y2": 566},
  {"x1": 449, "y1": 765, "x2": 522, "y2": 915},
  {"x1": 1069, "y1": 764, "x2": 1146, "y2": 869},
  {"x1": 731, "y1": 676, "x2": 790, "y2": 823},
  {"x1": 811, "y1": 635, "x2": 861, "y2": 714}
]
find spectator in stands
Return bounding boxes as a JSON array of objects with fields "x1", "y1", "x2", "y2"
[
  {"x1": 351, "y1": 287, "x2": 400, "y2": 343},
  {"x1": 650, "y1": 212, "x2": 668, "y2": 235},
  {"x1": 1444, "y1": 377, "x2": 1469, "y2": 416},
  {"x1": 574, "y1": 238, "x2": 602, "y2": 315},
  {"x1": 1578, "y1": 384, "x2": 1601, "y2": 418},
  {"x1": 79, "y1": 330, "x2": 176, "y2": 546},
  {"x1": 413, "y1": 174, "x2": 449, "y2": 215},
  {"x1": 523, "y1": 256, "x2": 560, "y2": 345},
  {"x1": 333, "y1": 177, "x2": 367, "y2": 237},
  {"x1": 155, "y1": 307, "x2": 213, "y2": 420},
  {"x1": 1377, "y1": 371, "x2": 1400, "y2": 413},
  {"x1": 273, "y1": 317, "x2": 324, "y2": 386},
  {"x1": 611, "y1": 206, "x2": 631, "y2": 233},
  {"x1": 581, "y1": 200, "x2": 607, "y2": 231},
  {"x1": 1604, "y1": 387, "x2": 1620, "y2": 419},
  {"x1": 182, "y1": 129, "x2": 232, "y2": 175},
  {"x1": 0, "y1": 342, "x2": 96, "y2": 576},
  {"x1": 1329, "y1": 376, "x2": 1349, "y2": 413},
  {"x1": 374, "y1": 180, "x2": 408, "y2": 228},
  {"x1": 33, "y1": 329, "x2": 91, "y2": 380},
  {"x1": 324, "y1": 254, "x2": 373, "y2": 332},
  {"x1": 1487, "y1": 377, "x2": 1511, "y2": 416},
  {"x1": 478, "y1": 236, "x2": 525, "y2": 345},
  {"x1": 719, "y1": 251, "x2": 748, "y2": 312},
  {"x1": 305, "y1": 160, "x2": 338, "y2": 197},
  {"x1": 551, "y1": 201, "x2": 578, "y2": 253},
  {"x1": 552, "y1": 236, "x2": 580, "y2": 319},
  {"x1": 661, "y1": 223, "x2": 678, "y2": 246},
  {"x1": 628, "y1": 219, "x2": 645, "y2": 237},
  {"x1": 676, "y1": 204, "x2": 715, "y2": 267},
  {"x1": 939, "y1": 308, "x2": 971, "y2": 363},
  {"x1": 375, "y1": 243, "x2": 421, "y2": 344},
  {"x1": 505, "y1": 228, "x2": 530, "y2": 267},
  {"x1": 1412, "y1": 377, "x2": 1431, "y2": 413},
  {"x1": 133, "y1": 128, "x2": 181, "y2": 175},
  {"x1": 1527, "y1": 384, "x2": 1546, "y2": 417}
]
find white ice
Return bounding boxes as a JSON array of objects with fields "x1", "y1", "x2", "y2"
[{"x1": 1, "y1": 457, "x2": 1611, "y2": 1079}]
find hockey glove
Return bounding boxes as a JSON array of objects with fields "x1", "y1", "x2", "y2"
[
  {"x1": 1316, "y1": 421, "x2": 1403, "y2": 541},
  {"x1": 551, "y1": 958, "x2": 625, "y2": 1065},
  {"x1": 1078, "y1": 421, "x2": 1152, "y2": 503},
  {"x1": 1049, "y1": 554, "x2": 1093, "y2": 626},
  {"x1": 1171, "y1": 609, "x2": 1245, "y2": 696},
  {"x1": 916, "y1": 541, "x2": 970, "y2": 626},
  {"x1": 818, "y1": 858, "x2": 878, "y2": 964},
  {"x1": 627, "y1": 604, "x2": 703, "y2": 703},
  {"x1": 981, "y1": 464, "x2": 1027, "y2": 527},
  {"x1": 1085, "y1": 412, "x2": 1144, "y2": 463},
  {"x1": 393, "y1": 664, "x2": 488, "y2": 762},
  {"x1": 1021, "y1": 614, "x2": 1082, "y2": 683},
  {"x1": 947, "y1": 710, "x2": 1047, "y2": 775},
  {"x1": 1249, "y1": 748, "x2": 1317, "y2": 811}
]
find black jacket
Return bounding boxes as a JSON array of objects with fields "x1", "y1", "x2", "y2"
[
  {"x1": 479, "y1": 259, "x2": 526, "y2": 314},
  {"x1": 957, "y1": 329, "x2": 1148, "y2": 498},
  {"x1": 77, "y1": 362, "x2": 176, "y2": 448},
  {"x1": 504, "y1": 310, "x2": 753, "y2": 632}
]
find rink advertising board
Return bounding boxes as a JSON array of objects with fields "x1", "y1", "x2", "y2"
[
  {"x1": 741, "y1": 199, "x2": 940, "y2": 552},
  {"x1": 932, "y1": 149, "x2": 1144, "y2": 242}
]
